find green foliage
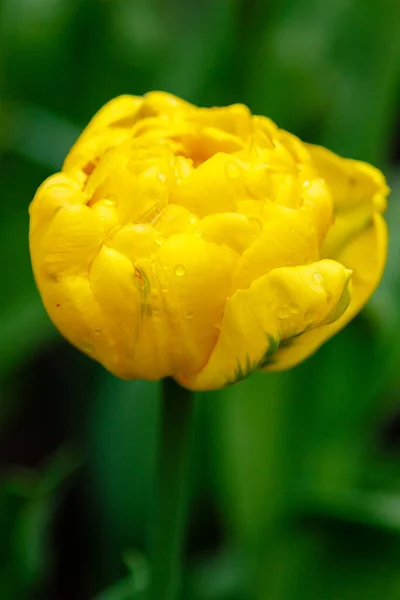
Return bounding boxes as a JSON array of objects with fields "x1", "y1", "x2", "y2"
[{"x1": 0, "y1": 0, "x2": 400, "y2": 598}]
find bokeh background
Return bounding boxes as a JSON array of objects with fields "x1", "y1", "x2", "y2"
[{"x1": 1, "y1": 0, "x2": 400, "y2": 598}]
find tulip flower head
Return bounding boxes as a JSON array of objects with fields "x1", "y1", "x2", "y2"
[{"x1": 29, "y1": 92, "x2": 388, "y2": 390}]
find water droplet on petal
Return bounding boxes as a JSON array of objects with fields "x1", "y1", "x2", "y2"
[
  {"x1": 225, "y1": 161, "x2": 241, "y2": 179},
  {"x1": 174, "y1": 264, "x2": 186, "y2": 277},
  {"x1": 157, "y1": 172, "x2": 167, "y2": 182},
  {"x1": 185, "y1": 310, "x2": 194, "y2": 319},
  {"x1": 189, "y1": 216, "x2": 197, "y2": 225},
  {"x1": 162, "y1": 264, "x2": 169, "y2": 272},
  {"x1": 313, "y1": 272, "x2": 323, "y2": 284},
  {"x1": 104, "y1": 195, "x2": 117, "y2": 206},
  {"x1": 155, "y1": 233, "x2": 164, "y2": 246},
  {"x1": 248, "y1": 217, "x2": 262, "y2": 234}
]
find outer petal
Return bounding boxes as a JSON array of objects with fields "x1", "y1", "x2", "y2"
[
  {"x1": 130, "y1": 234, "x2": 237, "y2": 381},
  {"x1": 231, "y1": 204, "x2": 319, "y2": 292},
  {"x1": 306, "y1": 143, "x2": 389, "y2": 210},
  {"x1": 144, "y1": 91, "x2": 195, "y2": 116},
  {"x1": 181, "y1": 260, "x2": 351, "y2": 390},
  {"x1": 265, "y1": 214, "x2": 387, "y2": 371},
  {"x1": 35, "y1": 274, "x2": 116, "y2": 371},
  {"x1": 29, "y1": 173, "x2": 86, "y2": 238},
  {"x1": 31, "y1": 204, "x2": 103, "y2": 280},
  {"x1": 63, "y1": 95, "x2": 148, "y2": 181},
  {"x1": 200, "y1": 213, "x2": 261, "y2": 254},
  {"x1": 89, "y1": 246, "x2": 142, "y2": 378},
  {"x1": 80, "y1": 95, "x2": 145, "y2": 133},
  {"x1": 188, "y1": 104, "x2": 253, "y2": 139}
]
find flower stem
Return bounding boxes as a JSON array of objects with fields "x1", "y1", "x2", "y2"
[{"x1": 149, "y1": 378, "x2": 194, "y2": 600}]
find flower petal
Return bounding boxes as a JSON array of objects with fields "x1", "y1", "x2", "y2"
[
  {"x1": 182, "y1": 259, "x2": 351, "y2": 390},
  {"x1": 37, "y1": 274, "x2": 115, "y2": 370},
  {"x1": 172, "y1": 153, "x2": 249, "y2": 216},
  {"x1": 29, "y1": 173, "x2": 86, "y2": 237},
  {"x1": 130, "y1": 234, "x2": 238, "y2": 380},
  {"x1": 33, "y1": 204, "x2": 103, "y2": 278},
  {"x1": 89, "y1": 246, "x2": 142, "y2": 378},
  {"x1": 307, "y1": 143, "x2": 389, "y2": 210},
  {"x1": 231, "y1": 204, "x2": 319, "y2": 292},
  {"x1": 200, "y1": 213, "x2": 261, "y2": 254},
  {"x1": 266, "y1": 214, "x2": 387, "y2": 371}
]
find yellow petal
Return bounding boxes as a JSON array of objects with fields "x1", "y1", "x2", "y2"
[
  {"x1": 144, "y1": 91, "x2": 195, "y2": 116},
  {"x1": 172, "y1": 153, "x2": 248, "y2": 216},
  {"x1": 181, "y1": 260, "x2": 351, "y2": 390},
  {"x1": 37, "y1": 274, "x2": 115, "y2": 369},
  {"x1": 231, "y1": 204, "x2": 319, "y2": 292},
  {"x1": 131, "y1": 234, "x2": 237, "y2": 380},
  {"x1": 301, "y1": 178, "x2": 333, "y2": 243},
  {"x1": 153, "y1": 204, "x2": 199, "y2": 236},
  {"x1": 266, "y1": 214, "x2": 387, "y2": 371},
  {"x1": 89, "y1": 198, "x2": 119, "y2": 234},
  {"x1": 306, "y1": 143, "x2": 389, "y2": 210},
  {"x1": 33, "y1": 204, "x2": 103, "y2": 279},
  {"x1": 63, "y1": 95, "x2": 158, "y2": 181},
  {"x1": 173, "y1": 127, "x2": 244, "y2": 165},
  {"x1": 107, "y1": 223, "x2": 162, "y2": 261},
  {"x1": 89, "y1": 246, "x2": 142, "y2": 378},
  {"x1": 187, "y1": 104, "x2": 253, "y2": 139},
  {"x1": 29, "y1": 173, "x2": 86, "y2": 241},
  {"x1": 82, "y1": 94, "x2": 145, "y2": 132},
  {"x1": 63, "y1": 128, "x2": 131, "y2": 184},
  {"x1": 84, "y1": 139, "x2": 175, "y2": 226},
  {"x1": 200, "y1": 213, "x2": 261, "y2": 254}
]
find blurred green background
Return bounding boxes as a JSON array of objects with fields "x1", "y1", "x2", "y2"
[{"x1": 1, "y1": 0, "x2": 400, "y2": 598}]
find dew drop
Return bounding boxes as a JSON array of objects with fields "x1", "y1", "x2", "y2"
[
  {"x1": 189, "y1": 216, "x2": 197, "y2": 225},
  {"x1": 155, "y1": 233, "x2": 164, "y2": 246},
  {"x1": 312, "y1": 272, "x2": 323, "y2": 284},
  {"x1": 248, "y1": 217, "x2": 262, "y2": 234},
  {"x1": 162, "y1": 264, "x2": 169, "y2": 272},
  {"x1": 104, "y1": 195, "x2": 117, "y2": 206},
  {"x1": 225, "y1": 161, "x2": 241, "y2": 179},
  {"x1": 174, "y1": 264, "x2": 186, "y2": 277},
  {"x1": 157, "y1": 172, "x2": 167, "y2": 182},
  {"x1": 185, "y1": 310, "x2": 194, "y2": 319}
]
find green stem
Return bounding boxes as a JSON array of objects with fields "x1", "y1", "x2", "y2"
[{"x1": 149, "y1": 378, "x2": 194, "y2": 600}]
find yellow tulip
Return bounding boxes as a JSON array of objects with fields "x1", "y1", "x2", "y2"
[{"x1": 29, "y1": 92, "x2": 388, "y2": 390}]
